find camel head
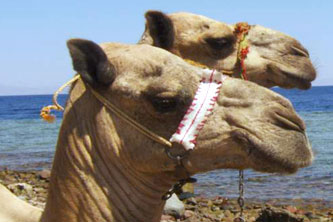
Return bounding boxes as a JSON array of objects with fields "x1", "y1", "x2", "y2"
[
  {"x1": 139, "y1": 11, "x2": 316, "y2": 90},
  {"x1": 66, "y1": 39, "x2": 312, "y2": 177}
]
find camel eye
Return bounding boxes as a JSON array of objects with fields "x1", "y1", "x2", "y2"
[
  {"x1": 150, "y1": 97, "x2": 178, "y2": 113},
  {"x1": 205, "y1": 37, "x2": 234, "y2": 50}
]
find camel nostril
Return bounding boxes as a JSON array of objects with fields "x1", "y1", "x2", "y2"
[
  {"x1": 273, "y1": 111, "x2": 305, "y2": 132},
  {"x1": 291, "y1": 46, "x2": 309, "y2": 58}
]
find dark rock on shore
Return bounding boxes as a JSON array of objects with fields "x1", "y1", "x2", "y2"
[{"x1": 256, "y1": 207, "x2": 304, "y2": 222}]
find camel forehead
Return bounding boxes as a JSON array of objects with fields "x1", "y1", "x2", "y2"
[
  {"x1": 99, "y1": 43, "x2": 200, "y2": 95},
  {"x1": 100, "y1": 43, "x2": 173, "y2": 61},
  {"x1": 248, "y1": 25, "x2": 296, "y2": 44},
  {"x1": 100, "y1": 43, "x2": 189, "y2": 73},
  {"x1": 164, "y1": 13, "x2": 296, "y2": 43},
  {"x1": 169, "y1": 12, "x2": 217, "y2": 24},
  {"x1": 168, "y1": 12, "x2": 233, "y2": 35}
]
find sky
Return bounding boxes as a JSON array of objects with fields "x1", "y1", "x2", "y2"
[{"x1": 0, "y1": 0, "x2": 332, "y2": 95}]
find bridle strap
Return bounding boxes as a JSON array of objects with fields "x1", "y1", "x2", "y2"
[
  {"x1": 40, "y1": 75, "x2": 172, "y2": 148},
  {"x1": 40, "y1": 75, "x2": 81, "y2": 123},
  {"x1": 85, "y1": 82, "x2": 173, "y2": 148}
]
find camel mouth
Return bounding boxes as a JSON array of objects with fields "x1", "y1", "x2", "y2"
[
  {"x1": 280, "y1": 70, "x2": 312, "y2": 90},
  {"x1": 245, "y1": 133, "x2": 311, "y2": 174},
  {"x1": 268, "y1": 64, "x2": 314, "y2": 90},
  {"x1": 232, "y1": 127, "x2": 312, "y2": 174}
]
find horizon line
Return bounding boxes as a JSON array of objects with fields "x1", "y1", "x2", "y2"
[{"x1": 0, "y1": 85, "x2": 332, "y2": 97}]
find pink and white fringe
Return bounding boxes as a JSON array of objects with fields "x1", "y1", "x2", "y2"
[{"x1": 170, "y1": 69, "x2": 228, "y2": 150}]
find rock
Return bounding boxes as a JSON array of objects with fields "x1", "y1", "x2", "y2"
[
  {"x1": 163, "y1": 193, "x2": 185, "y2": 219},
  {"x1": 207, "y1": 200, "x2": 213, "y2": 207},
  {"x1": 305, "y1": 212, "x2": 320, "y2": 220},
  {"x1": 212, "y1": 196, "x2": 226, "y2": 206},
  {"x1": 7, "y1": 182, "x2": 34, "y2": 197},
  {"x1": 286, "y1": 205, "x2": 298, "y2": 214},
  {"x1": 224, "y1": 210, "x2": 233, "y2": 218},
  {"x1": 211, "y1": 205, "x2": 219, "y2": 212},
  {"x1": 203, "y1": 212, "x2": 218, "y2": 221},
  {"x1": 38, "y1": 169, "x2": 51, "y2": 180},
  {"x1": 220, "y1": 204, "x2": 233, "y2": 210},
  {"x1": 184, "y1": 210, "x2": 195, "y2": 219},
  {"x1": 160, "y1": 214, "x2": 176, "y2": 221},
  {"x1": 217, "y1": 212, "x2": 225, "y2": 220},
  {"x1": 178, "y1": 192, "x2": 196, "y2": 200},
  {"x1": 199, "y1": 202, "x2": 209, "y2": 207},
  {"x1": 256, "y1": 207, "x2": 304, "y2": 222},
  {"x1": 186, "y1": 197, "x2": 198, "y2": 205}
]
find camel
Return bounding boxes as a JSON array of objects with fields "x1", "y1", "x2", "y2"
[
  {"x1": 0, "y1": 183, "x2": 42, "y2": 222},
  {"x1": 0, "y1": 39, "x2": 313, "y2": 222},
  {"x1": 139, "y1": 11, "x2": 317, "y2": 89}
]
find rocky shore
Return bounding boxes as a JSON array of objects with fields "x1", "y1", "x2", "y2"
[{"x1": 0, "y1": 169, "x2": 332, "y2": 222}]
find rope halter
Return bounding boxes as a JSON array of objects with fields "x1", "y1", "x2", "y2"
[{"x1": 40, "y1": 69, "x2": 226, "y2": 150}]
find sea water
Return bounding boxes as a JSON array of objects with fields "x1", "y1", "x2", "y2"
[{"x1": 0, "y1": 87, "x2": 332, "y2": 201}]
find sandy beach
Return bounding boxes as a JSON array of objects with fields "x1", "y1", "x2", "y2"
[{"x1": 1, "y1": 169, "x2": 332, "y2": 222}]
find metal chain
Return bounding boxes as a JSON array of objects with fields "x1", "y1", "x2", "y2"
[
  {"x1": 162, "y1": 177, "x2": 197, "y2": 200},
  {"x1": 234, "y1": 170, "x2": 246, "y2": 222}
]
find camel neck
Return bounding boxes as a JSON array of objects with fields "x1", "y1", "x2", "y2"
[{"x1": 40, "y1": 82, "x2": 175, "y2": 222}]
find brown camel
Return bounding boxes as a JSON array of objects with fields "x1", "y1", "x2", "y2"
[
  {"x1": 1, "y1": 40, "x2": 312, "y2": 222},
  {"x1": 139, "y1": 11, "x2": 316, "y2": 89},
  {"x1": 0, "y1": 183, "x2": 42, "y2": 222}
]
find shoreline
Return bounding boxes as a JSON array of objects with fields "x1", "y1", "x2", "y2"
[{"x1": 0, "y1": 169, "x2": 332, "y2": 221}]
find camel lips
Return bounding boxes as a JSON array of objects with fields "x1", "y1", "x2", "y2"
[{"x1": 170, "y1": 69, "x2": 227, "y2": 150}]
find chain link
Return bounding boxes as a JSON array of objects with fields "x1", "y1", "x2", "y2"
[
  {"x1": 234, "y1": 170, "x2": 246, "y2": 222},
  {"x1": 162, "y1": 177, "x2": 197, "y2": 200}
]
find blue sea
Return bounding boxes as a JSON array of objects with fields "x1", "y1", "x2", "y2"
[{"x1": 0, "y1": 87, "x2": 332, "y2": 203}]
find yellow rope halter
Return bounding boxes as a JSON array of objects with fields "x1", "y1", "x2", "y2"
[
  {"x1": 39, "y1": 59, "x2": 232, "y2": 124},
  {"x1": 40, "y1": 75, "x2": 80, "y2": 123},
  {"x1": 40, "y1": 75, "x2": 173, "y2": 147}
]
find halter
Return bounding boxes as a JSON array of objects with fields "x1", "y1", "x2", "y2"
[
  {"x1": 40, "y1": 68, "x2": 226, "y2": 198},
  {"x1": 41, "y1": 71, "x2": 225, "y2": 149}
]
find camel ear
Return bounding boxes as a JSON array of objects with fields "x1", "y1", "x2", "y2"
[
  {"x1": 145, "y1": 10, "x2": 174, "y2": 50},
  {"x1": 67, "y1": 39, "x2": 116, "y2": 86}
]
